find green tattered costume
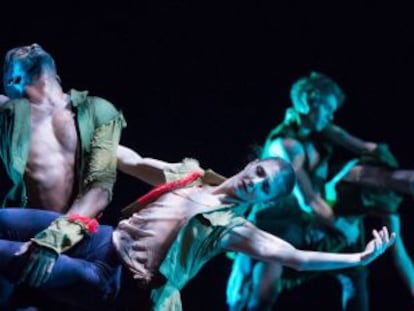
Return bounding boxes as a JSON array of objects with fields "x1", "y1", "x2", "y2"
[
  {"x1": 0, "y1": 90, "x2": 126, "y2": 255},
  {"x1": 120, "y1": 160, "x2": 246, "y2": 311},
  {"x1": 0, "y1": 89, "x2": 126, "y2": 208}
]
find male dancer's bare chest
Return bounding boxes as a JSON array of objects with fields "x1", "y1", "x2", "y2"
[{"x1": 24, "y1": 104, "x2": 78, "y2": 210}]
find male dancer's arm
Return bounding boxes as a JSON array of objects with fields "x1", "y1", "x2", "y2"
[
  {"x1": 220, "y1": 222, "x2": 395, "y2": 271},
  {"x1": 116, "y1": 145, "x2": 183, "y2": 185},
  {"x1": 322, "y1": 123, "x2": 398, "y2": 168}
]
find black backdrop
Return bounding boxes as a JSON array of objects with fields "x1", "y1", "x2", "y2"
[{"x1": 1, "y1": 1, "x2": 414, "y2": 310}]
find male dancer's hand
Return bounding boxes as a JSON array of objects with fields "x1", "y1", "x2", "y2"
[
  {"x1": 360, "y1": 226, "x2": 396, "y2": 265},
  {"x1": 362, "y1": 143, "x2": 399, "y2": 169},
  {"x1": 18, "y1": 243, "x2": 58, "y2": 287},
  {"x1": 16, "y1": 214, "x2": 98, "y2": 287}
]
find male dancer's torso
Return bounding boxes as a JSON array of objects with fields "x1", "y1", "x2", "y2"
[
  {"x1": 24, "y1": 95, "x2": 78, "y2": 212},
  {"x1": 113, "y1": 185, "x2": 223, "y2": 285}
]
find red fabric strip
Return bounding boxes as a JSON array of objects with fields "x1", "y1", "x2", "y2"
[
  {"x1": 136, "y1": 171, "x2": 203, "y2": 206},
  {"x1": 68, "y1": 214, "x2": 99, "y2": 233}
]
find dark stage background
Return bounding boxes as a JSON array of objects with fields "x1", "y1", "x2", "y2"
[{"x1": 1, "y1": 1, "x2": 414, "y2": 310}]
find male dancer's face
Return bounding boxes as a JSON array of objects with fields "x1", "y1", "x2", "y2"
[
  {"x1": 305, "y1": 93, "x2": 339, "y2": 132},
  {"x1": 3, "y1": 43, "x2": 56, "y2": 98},
  {"x1": 233, "y1": 159, "x2": 293, "y2": 204}
]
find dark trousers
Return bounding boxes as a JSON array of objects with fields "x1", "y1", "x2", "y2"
[{"x1": 0, "y1": 208, "x2": 125, "y2": 310}]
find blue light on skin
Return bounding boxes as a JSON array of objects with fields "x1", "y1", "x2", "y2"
[
  {"x1": 324, "y1": 158, "x2": 360, "y2": 206},
  {"x1": 304, "y1": 93, "x2": 339, "y2": 132},
  {"x1": 262, "y1": 138, "x2": 313, "y2": 213},
  {"x1": 4, "y1": 62, "x2": 28, "y2": 98},
  {"x1": 3, "y1": 44, "x2": 57, "y2": 99}
]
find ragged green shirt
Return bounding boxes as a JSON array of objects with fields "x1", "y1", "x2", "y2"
[
  {"x1": 113, "y1": 159, "x2": 246, "y2": 311},
  {"x1": 0, "y1": 89, "x2": 126, "y2": 208}
]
